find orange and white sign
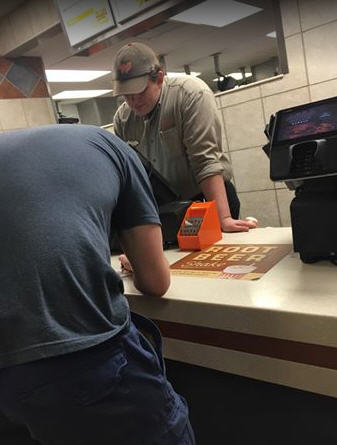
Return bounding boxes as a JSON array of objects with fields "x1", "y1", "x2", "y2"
[{"x1": 170, "y1": 244, "x2": 293, "y2": 280}]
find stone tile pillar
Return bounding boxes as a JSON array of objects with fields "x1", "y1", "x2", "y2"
[{"x1": 0, "y1": 56, "x2": 56, "y2": 131}]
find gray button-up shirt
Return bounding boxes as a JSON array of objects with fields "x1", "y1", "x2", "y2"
[{"x1": 114, "y1": 76, "x2": 232, "y2": 199}]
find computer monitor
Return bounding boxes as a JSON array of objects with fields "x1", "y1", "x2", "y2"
[
  {"x1": 109, "y1": 148, "x2": 187, "y2": 251},
  {"x1": 269, "y1": 96, "x2": 337, "y2": 181},
  {"x1": 272, "y1": 97, "x2": 337, "y2": 146},
  {"x1": 134, "y1": 149, "x2": 180, "y2": 206}
]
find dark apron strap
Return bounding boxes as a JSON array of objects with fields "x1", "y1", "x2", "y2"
[{"x1": 191, "y1": 180, "x2": 240, "y2": 219}]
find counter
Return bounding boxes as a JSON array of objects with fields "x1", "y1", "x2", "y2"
[{"x1": 111, "y1": 227, "x2": 337, "y2": 398}]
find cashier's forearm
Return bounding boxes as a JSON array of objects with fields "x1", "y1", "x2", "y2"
[
  {"x1": 199, "y1": 174, "x2": 231, "y2": 221},
  {"x1": 200, "y1": 175, "x2": 257, "y2": 233}
]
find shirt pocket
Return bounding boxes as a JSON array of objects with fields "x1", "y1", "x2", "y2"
[{"x1": 159, "y1": 126, "x2": 183, "y2": 159}]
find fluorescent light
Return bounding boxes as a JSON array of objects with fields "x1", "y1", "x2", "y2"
[
  {"x1": 45, "y1": 70, "x2": 111, "y2": 82},
  {"x1": 52, "y1": 90, "x2": 112, "y2": 99},
  {"x1": 166, "y1": 72, "x2": 201, "y2": 77},
  {"x1": 213, "y1": 72, "x2": 252, "y2": 81},
  {"x1": 266, "y1": 31, "x2": 277, "y2": 38},
  {"x1": 171, "y1": 0, "x2": 261, "y2": 27}
]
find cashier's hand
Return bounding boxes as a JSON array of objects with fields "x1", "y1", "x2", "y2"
[
  {"x1": 221, "y1": 216, "x2": 258, "y2": 232},
  {"x1": 119, "y1": 254, "x2": 133, "y2": 273}
]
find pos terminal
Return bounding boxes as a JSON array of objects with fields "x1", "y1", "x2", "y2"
[{"x1": 266, "y1": 96, "x2": 337, "y2": 263}]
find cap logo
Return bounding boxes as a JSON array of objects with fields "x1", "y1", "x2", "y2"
[{"x1": 118, "y1": 61, "x2": 132, "y2": 74}]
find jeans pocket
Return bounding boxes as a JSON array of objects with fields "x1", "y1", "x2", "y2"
[
  {"x1": 20, "y1": 350, "x2": 127, "y2": 408},
  {"x1": 130, "y1": 313, "x2": 165, "y2": 373},
  {"x1": 75, "y1": 351, "x2": 127, "y2": 405},
  {"x1": 137, "y1": 329, "x2": 165, "y2": 375}
]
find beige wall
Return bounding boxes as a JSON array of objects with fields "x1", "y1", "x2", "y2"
[
  {"x1": 216, "y1": 0, "x2": 337, "y2": 227},
  {"x1": 0, "y1": 98, "x2": 56, "y2": 132}
]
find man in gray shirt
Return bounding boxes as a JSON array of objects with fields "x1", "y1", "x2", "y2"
[
  {"x1": 113, "y1": 42, "x2": 258, "y2": 232},
  {"x1": 0, "y1": 124, "x2": 194, "y2": 445}
]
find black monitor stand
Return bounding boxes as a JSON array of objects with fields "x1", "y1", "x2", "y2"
[{"x1": 290, "y1": 176, "x2": 337, "y2": 263}]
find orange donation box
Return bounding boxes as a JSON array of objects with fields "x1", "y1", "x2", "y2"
[{"x1": 177, "y1": 201, "x2": 222, "y2": 251}]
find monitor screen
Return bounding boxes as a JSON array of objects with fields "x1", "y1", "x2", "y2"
[
  {"x1": 132, "y1": 147, "x2": 179, "y2": 206},
  {"x1": 273, "y1": 98, "x2": 337, "y2": 144}
]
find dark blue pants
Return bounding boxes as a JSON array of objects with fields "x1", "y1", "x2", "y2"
[{"x1": 0, "y1": 313, "x2": 195, "y2": 445}]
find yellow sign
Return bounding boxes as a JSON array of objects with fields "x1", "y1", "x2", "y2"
[
  {"x1": 137, "y1": 0, "x2": 158, "y2": 7},
  {"x1": 56, "y1": 0, "x2": 115, "y2": 46},
  {"x1": 67, "y1": 8, "x2": 94, "y2": 26}
]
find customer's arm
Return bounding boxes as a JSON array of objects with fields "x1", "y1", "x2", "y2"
[
  {"x1": 200, "y1": 175, "x2": 256, "y2": 232},
  {"x1": 119, "y1": 224, "x2": 170, "y2": 297}
]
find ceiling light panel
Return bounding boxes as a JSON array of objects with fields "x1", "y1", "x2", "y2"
[
  {"x1": 52, "y1": 90, "x2": 112, "y2": 99},
  {"x1": 46, "y1": 70, "x2": 111, "y2": 82},
  {"x1": 171, "y1": 0, "x2": 262, "y2": 28}
]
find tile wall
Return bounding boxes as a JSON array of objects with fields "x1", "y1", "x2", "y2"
[
  {"x1": 0, "y1": 57, "x2": 56, "y2": 131},
  {"x1": 0, "y1": 0, "x2": 58, "y2": 132},
  {"x1": 0, "y1": 97, "x2": 56, "y2": 132},
  {"x1": 215, "y1": 0, "x2": 337, "y2": 227}
]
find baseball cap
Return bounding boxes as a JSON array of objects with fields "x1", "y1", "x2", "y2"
[{"x1": 112, "y1": 42, "x2": 160, "y2": 96}]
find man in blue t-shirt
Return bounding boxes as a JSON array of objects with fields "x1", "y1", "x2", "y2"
[{"x1": 0, "y1": 125, "x2": 194, "y2": 445}]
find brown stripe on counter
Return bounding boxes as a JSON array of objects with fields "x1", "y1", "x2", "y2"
[{"x1": 153, "y1": 319, "x2": 337, "y2": 370}]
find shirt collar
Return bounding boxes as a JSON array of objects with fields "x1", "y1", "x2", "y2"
[{"x1": 144, "y1": 78, "x2": 167, "y2": 121}]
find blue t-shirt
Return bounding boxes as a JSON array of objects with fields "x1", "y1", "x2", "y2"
[{"x1": 0, "y1": 125, "x2": 160, "y2": 368}]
